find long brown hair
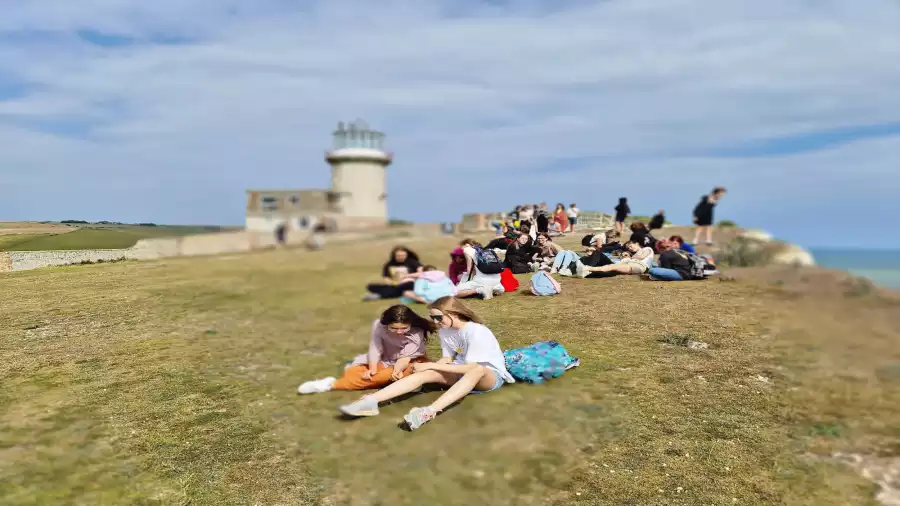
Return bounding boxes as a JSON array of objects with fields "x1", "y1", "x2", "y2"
[
  {"x1": 379, "y1": 305, "x2": 437, "y2": 338},
  {"x1": 427, "y1": 296, "x2": 485, "y2": 325}
]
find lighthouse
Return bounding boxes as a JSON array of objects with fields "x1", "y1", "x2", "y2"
[
  {"x1": 244, "y1": 119, "x2": 392, "y2": 233},
  {"x1": 325, "y1": 119, "x2": 393, "y2": 225}
]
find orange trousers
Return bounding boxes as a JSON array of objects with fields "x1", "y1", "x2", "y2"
[{"x1": 332, "y1": 357, "x2": 429, "y2": 391}]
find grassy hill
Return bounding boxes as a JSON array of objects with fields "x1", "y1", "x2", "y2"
[
  {"x1": 1, "y1": 235, "x2": 897, "y2": 505},
  {"x1": 0, "y1": 224, "x2": 232, "y2": 251}
]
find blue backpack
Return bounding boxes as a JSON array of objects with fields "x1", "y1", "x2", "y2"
[
  {"x1": 503, "y1": 341, "x2": 580, "y2": 384},
  {"x1": 529, "y1": 271, "x2": 561, "y2": 296}
]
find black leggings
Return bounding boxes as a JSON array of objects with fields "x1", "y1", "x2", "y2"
[{"x1": 366, "y1": 281, "x2": 415, "y2": 299}]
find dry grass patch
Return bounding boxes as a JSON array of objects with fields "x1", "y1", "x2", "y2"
[{"x1": 1, "y1": 236, "x2": 898, "y2": 505}]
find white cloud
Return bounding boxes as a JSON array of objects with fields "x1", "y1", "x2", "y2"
[{"x1": 1, "y1": 0, "x2": 899, "y2": 247}]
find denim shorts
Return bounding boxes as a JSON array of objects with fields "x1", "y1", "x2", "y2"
[{"x1": 468, "y1": 364, "x2": 505, "y2": 395}]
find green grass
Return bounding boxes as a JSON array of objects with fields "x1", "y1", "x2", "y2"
[
  {"x1": 1, "y1": 236, "x2": 898, "y2": 505},
  {"x1": 1, "y1": 226, "x2": 227, "y2": 251}
]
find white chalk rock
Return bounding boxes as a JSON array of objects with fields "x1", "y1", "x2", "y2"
[
  {"x1": 771, "y1": 244, "x2": 816, "y2": 266},
  {"x1": 741, "y1": 229, "x2": 774, "y2": 242}
]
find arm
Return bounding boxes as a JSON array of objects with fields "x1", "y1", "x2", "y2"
[{"x1": 366, "y1": 323, "x2": 384, "y2": 375}]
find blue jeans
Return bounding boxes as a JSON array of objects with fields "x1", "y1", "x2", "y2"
[
  {"x1": 648, "y1": 267, "x2": 683, "y2": 281},
  {"x1": 491, "y1": 221, "x2": 503, "y2": 234}
]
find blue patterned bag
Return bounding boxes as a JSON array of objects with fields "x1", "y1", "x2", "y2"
[{"x1": 503, "y1": 341, "x2": 580, "y2": 384}]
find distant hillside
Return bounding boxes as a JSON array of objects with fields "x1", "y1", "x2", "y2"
[{"x1": 0, "y1": 224, "x2": 236, "y2": 251}]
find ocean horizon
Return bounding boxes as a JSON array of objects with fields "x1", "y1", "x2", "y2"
[{"x1": 810, "y1": 248, "x2": 900, "y2": 290}]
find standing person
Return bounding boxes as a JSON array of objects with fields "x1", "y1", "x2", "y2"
[
  {"x1": 614, "y1": 198, "x2": 630, "y2": 233},
  {"x1": 553, "y1": 203, "x2": 570, "y2": 235},
  {"x1": 275, "y1": 222, "x2": 287, "y2": 246},
  {"x1": 338, "y1": 296, "x2": 514, "y2": 431},
  {"x1": 649, "y1": 210, "x2": 665, "y2": 231},
  {"x1": 692, "y1": 187, "x2": 727, "y2": 245},
  {"x1": 567, "y1": 203, "x2": 580, "y2": 233},
  {"x1": 297, "y1": 305, "x2": 436, "y2": 394},
  {"x1": 536, "y1": 202, "x2": 550, "y2": 234}
]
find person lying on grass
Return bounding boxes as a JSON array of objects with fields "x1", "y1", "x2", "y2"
[
  {"x1": 338, "y1": 296, "x2": 515, "y2": 431},
  {"x1": 576, "y1": 240, "x2": 655, "y2": 278},
  {"x1": 297, "y1": 304, "x2": 437, "y2": 394}
]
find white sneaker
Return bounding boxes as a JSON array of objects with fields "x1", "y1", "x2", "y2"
[
  {"x1": 559, "y1": 268, "x2": 573, "y2": 277},
  {"x1": 297, "y1": 377, "x2": 336, "y2": 394},
  {"x1": 481, "y1": 286, "x2": 494, "y2": 300},
  {"x1": 575, "y1": 261, "x2": 588, "y2": 278}
]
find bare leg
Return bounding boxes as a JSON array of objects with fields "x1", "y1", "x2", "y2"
[
  {"x1": 369, "y1": 370, "x2": 453, "y2": 403},
  {"x1": 455, "y1": 289, "x2": 478, "y2": 298},
  {"x1": 429, "y1": 365, "x2": 496, "y2": 412},
  {"x1": 584, "y1": 263, "x2": 632, "y2": 274},
  {"x1": 692, "y1": 227, "x2": 702, "y2": 244},
  {"x1": 705, "y1": 226, "x2": 713, "y2": 244}
]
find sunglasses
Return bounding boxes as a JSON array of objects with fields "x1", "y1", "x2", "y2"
[{"x1": 429, "y1": 314, "x2": 444, "y2": 322}]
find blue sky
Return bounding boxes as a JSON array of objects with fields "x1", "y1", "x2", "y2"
[{"x1": 1, "y1": 0, "x2": 900, "y2": 248}]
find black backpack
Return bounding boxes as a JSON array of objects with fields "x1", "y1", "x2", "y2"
[{"x1": 470, "y1": 246, "x2": 504, "y2": 277}]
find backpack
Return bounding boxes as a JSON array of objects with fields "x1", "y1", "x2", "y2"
[
  {"x1": 529, "y1": 271, "x2": 561, "y2": 296},
  {"x1": 413, "y1": 276, "x2": 456, "y2": 303},
  {"x1": 500, "y1": 268, "x2": 520, "y2": 293},
  {"x1": 471, "y1": 246, "x2": 504, "y2": 276},
  {"x1": 684, "y1": 251, "x2": 712, "y2": 280},
  {"x1": 503, "y1": 341, "x2": 580, "y2": 384}
]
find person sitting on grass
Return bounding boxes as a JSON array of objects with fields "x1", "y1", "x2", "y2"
[
  {"x1": 448, "y1": 247, "x2": 467, "y2": 284},
  {"x1": 576, "y1": 240, "x2": 655, "y2": 278},
  {"x1": 455, "y1": 239, "x2": 505, "y2": 300},
  {"x1": 504, "y1": 232, "x2": 536, "y2": 274},
  {"x1": 668, "y1": 235, "x2": 696, "y2": 254},
  {"x1": 647, "y1": 248, "x2": 718, "y2": 281},
  {"x1": 398, "y1": 266, "x2": 457, "y2": 305},
  {"x1": 298, "y1": 305, "x2": 436, "y2": 394},
  {"x1": 338, "y1": 296, "x2": 514, "y2": 431},
  {"x1": 531, "y1": 232, "x2": 563, "y2": 271},
  {"x1": 628, "y1": 221, "x2": 657, "y2": 250},
  {"x1": 362, "y1": 246, "x2": 423, "y2": 301}
]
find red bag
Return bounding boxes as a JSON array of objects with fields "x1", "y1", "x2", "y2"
[{"x1": 500, "y1": 268, "x2": 520, "y2": 292}]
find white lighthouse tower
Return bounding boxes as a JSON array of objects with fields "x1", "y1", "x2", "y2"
[{"x1": 325, "y1": 119, "x2": 392, "y2": 226}]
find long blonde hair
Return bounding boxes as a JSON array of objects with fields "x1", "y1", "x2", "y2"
[{"x1": 427, "y1": 296, "x2": 485, "y2": 325}]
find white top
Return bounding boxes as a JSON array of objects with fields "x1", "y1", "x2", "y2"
[
  {"x1": 519, "y1": 208, "x2": 534, "y2": 221},
  {"x1": 462, "y1": 245, "x2": 502, "y2": 285},
  {"x1": 567, "y1": 207, "x2": 579, "y2": 218},
  {"x1": 632, "y1": 247, "x2": 656, "y2": 267},
  {"x1": 439, "y1": 322, "x2": 514, "y2": 383}
]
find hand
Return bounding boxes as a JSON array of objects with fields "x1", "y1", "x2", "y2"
[
  {"x1": 391, "y1": 358, "x2": 411, "y2": 381},
  {"x1": 412, "y1": 362, "x2": 433, "y2": 373},
  {"x1": 362, "y1": 369, "x2": 376, "y2": 381}
]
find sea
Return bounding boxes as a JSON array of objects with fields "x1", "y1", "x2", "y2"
[{"x1": 810, "y1": 248, "x2": 900, "y2": 290}]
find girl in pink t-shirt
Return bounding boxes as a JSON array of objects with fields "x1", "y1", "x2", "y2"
[{"x1": 297, "y1": 305, "x2": 436, "y2": 394}]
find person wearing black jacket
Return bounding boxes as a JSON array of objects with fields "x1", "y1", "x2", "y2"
[
  {"x1": 503, "y1": 234, "x2": 536, "y2": 274},
  {"x1": 536, "y1": 202, "x2": 550, "y2": 233},
  {"x1": 648, "y1": 210, "x2": 665, "y2": 231},
  {"x1": 628, "y1": 222, "x2": 657, "y2": 250},
  {"x1": 614, "y1": 197, "x2": 630, "y2": 233},
  {"x1": 692, "y1": 187, "x2": 726, "y2": 245}
]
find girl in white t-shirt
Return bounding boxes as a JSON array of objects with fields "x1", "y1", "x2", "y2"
[{"x1": 339, "y1": 296, "x2": 514, "y2": 431}]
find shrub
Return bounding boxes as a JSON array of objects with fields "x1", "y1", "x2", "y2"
[
  {"x1": 717, "y1": 220, "x2": 737, "y2": 228},
  {"x1": 715, "y1": 237, "x2": 778, "y2": 267}
]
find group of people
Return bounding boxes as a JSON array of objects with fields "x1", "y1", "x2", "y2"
[
  {"x1": 492, "y1": 202, "x2": 580, "y2": 237},
  {"x1": 297, "y1": 187, "x2": 727, "y2": 431}
]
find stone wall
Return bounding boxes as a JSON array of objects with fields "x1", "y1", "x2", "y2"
[
  {"x1": 0, "y1": 249, "x2": 128, "y2": 272},
  {"x1": 1, "y1": 223, "x2": 450, "y2": 273}
]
